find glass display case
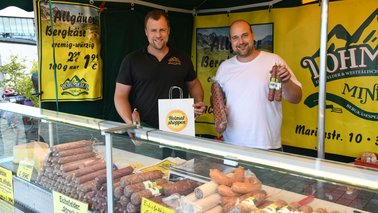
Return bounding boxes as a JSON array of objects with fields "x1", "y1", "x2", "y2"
[{"x1": 0, "y1": 103, "x2": 377, "y2": 213}]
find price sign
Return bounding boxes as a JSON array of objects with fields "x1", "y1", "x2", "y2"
[
  {"x1": 38, "y1": 1, "x2": 102, "y2": 101},
  {"x1": 0, "y1": 167, "x2": 14, "y2": 205},
  {"x1": 53, "y1": 191, "x2": 88, "y2": 213},
  {"x1": 16, "y1": 160, "x2": 34, "y2": 182},
  {"x1": 141, "y1": 197, "x2": 174, "y2": 213},
  {"x1": 139, "y1": 160, "x2": 177, "y2": 177}
]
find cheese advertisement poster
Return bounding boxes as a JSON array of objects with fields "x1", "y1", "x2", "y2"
[{"x1": 37, "y1": 1, "x2": 102, "y2": 101}]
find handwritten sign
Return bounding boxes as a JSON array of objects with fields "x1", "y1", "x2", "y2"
[
  {"x1": 53, "y1": 191, "x2": 88, "y2": 213},
  {"x1": 141, "y1": 197, "x2": 174, "y2": 213},
  {"x1": 17, "y1": 160, "x2": 34, "y2": 182},
  {"x1": 38, "y1": 1, "x2": 102, "y2": 101},
  {"x1": 139, "y1": 160, "x2": 177, "y2": 177},
  {"x1": 0, "y1": 167, "x2": 14, "y2": 205}
]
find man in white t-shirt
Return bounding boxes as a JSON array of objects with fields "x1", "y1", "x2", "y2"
[{"x1": 214, "y1": 20, "x2": 302, "y2": 150}]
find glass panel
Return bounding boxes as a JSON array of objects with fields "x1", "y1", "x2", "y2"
[
  {"x1": 0, "y1": 103, "x2": 376, "y2": 212},
  {"x1": 0, "y1": 17, "x2": 4, "y2": 33},
  {"x1": 2, "y1": 17, "x2": 10, "y2": 33},
  {"x1": 9, "y1": 18, "x2": 16, "y2": 34}
]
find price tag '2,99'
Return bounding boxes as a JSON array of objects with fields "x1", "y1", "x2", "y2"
[{"x1": 17, "y1": 160, "x2": 34, "y2": 182}]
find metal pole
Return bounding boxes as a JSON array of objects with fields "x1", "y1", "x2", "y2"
[
  {"x1": 48, "y1": 121, "x2": 54, "y2": 147},
  {"x1": 105, "y1": 132, "x2": 114, "y2": 212},
  {"x1": 317, "y1": 0, "x2": 329, "y2": 159}
]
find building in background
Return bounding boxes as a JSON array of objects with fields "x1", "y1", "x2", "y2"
[{"x1": 0, "y1": 6, "x2": 37, "y2": 69}]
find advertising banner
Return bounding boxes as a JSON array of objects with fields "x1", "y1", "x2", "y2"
[
  {"x1": 193, "y1": 0, "x2": 378, "y2": 157},
  {"x1": 37, "y1": 0, "x2": 102, "y2": 101}
]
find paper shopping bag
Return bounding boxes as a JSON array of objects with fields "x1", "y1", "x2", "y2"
[{"x1": 158, "y1": 86, "x2": 195, "y2": 136}]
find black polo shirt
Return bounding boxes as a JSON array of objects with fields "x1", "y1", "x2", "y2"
[{"x1": 116, "y1": 46, "x2": 197, "y2": 128}]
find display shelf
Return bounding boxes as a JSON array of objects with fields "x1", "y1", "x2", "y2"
[
  {"x1": 133, "y1": 128, "x2": 378, "y2": 191},
  {"x1": 0, "y1": 103, "x2": 377, "y2": 212}
]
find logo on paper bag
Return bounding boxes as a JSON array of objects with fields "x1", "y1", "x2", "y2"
[{"x1": 165, "y1": 110, "x2": 188, "y2": 132}]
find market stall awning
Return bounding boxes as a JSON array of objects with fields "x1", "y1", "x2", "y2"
[{"x1": 0, "y1": 0, "x2": 324, "y2": 14}]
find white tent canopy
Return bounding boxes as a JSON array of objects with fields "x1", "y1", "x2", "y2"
[{"x1": 0, "y1": 6, "x2": 34, "y2": 18}]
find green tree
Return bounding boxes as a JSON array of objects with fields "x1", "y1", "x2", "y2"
[{"x1": 0, "y1": 55, "x2": 39, "y2": 106}]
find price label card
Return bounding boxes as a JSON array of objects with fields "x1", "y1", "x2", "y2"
[
  {"x1": 16, "y1": 160, "x2": 34, "y2": 182},
  {"x1": 0, "y1": 167, "x2": 14, "y2": 205},
  {"x1": 53, "y1": 191, "x2": 88, "y2": 213},
  {"x1": 139, "y1": 160, "x2": 177, "y2": 177},
  {"x1": 141, "y1": 197, "x2": 174, "y2": 213}
]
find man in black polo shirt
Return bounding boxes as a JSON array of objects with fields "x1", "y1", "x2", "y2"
[{"x1": 114, "y1": 10, "x2": 206, "y2": 159}]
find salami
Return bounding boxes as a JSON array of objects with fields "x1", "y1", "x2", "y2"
[
  {"x1": 130, "y1": 188, "x2": 157, "y2": 205},
  {"x1": 211, "y1": 80, "x2": 227, "y2": 134},
  {"x1": 275, "y1": 71, "x2": 282, "y2": 101},
  {"x1": 119, "y1": 195, "x2": 130, "y2": 207},
  {"x1": 114, "y1": 185, "x2": 125, "y2": 199},
  {"x1": 58, "y1": 152, "x2": 96, "y2": 164},
  {"x1": 74, "y1": 161, "x2": 106, "y2": 178},
  {"x1": 51, "y1": 140, "x2": 93, "y2": 152},
  {"x1": 163, "y1": 179, "x2": 199, "y2": 196},
  {"x1": 53, "y1": 146, "x2": 93, "y2": 157},
  {"x1": 60, "y1": 157, "x2": 98, "y2": 172},
  {"x1": 124, "y1": 178, "x2": 168, "y2": 197},
  {"x1": 268, "y1": 65, "x2": 278, "y2": 102},
  {"x1": 75, "y1": 169, "x2": 106, "y2": 184},
  {"x1": 95, "y1": 166, "x2": 134, "y2": 188},
  {"x1": 126, "y1": 202, "x2": 140, "y2": 213},
  {"x1": 120, "y1": 170, "x2": 164, "y2": 186}
]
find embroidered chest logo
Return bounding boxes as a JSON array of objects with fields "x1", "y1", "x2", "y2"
[{"x1": 168, "y1": 57, "x2": 182, "y2": 65}]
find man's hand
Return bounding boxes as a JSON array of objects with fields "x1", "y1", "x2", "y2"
[
  {"x1": 193, "y1": 101, "x2": 206, "y2": 118},
  {"x1": 276, "y1": 64, "x2": 291, "y2": 83}
]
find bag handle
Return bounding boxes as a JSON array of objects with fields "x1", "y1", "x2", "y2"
[{"x1": 169, "y1": 86, "x2": 183, "y2": 99}]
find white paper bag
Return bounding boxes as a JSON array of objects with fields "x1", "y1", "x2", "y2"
[{"x1": 158, "y1": 87, "x2": 195, "y2": 136}]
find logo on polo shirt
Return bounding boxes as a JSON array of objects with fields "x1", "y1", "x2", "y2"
[{"x1": 168, "y1": 57, "x2": 181, "y2": 65}]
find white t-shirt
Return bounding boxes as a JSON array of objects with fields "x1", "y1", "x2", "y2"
[{"x1": 215, "y1": 51, "x2": 301, "y2": 149}]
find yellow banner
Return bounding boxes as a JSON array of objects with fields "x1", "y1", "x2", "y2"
[
  {"x1": 193, "y1": 0, "x2": 378, "y2": 157},
  {"x1": 37, "y1": 1, "x2": 102, "y2": 101}
]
